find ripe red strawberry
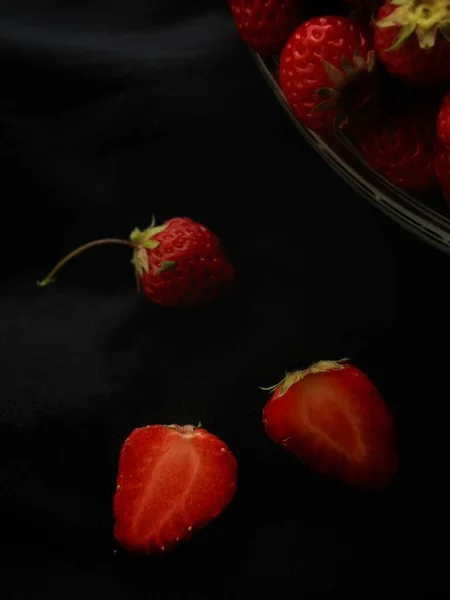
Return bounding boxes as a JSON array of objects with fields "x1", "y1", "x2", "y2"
[
  {"x1": 113, "y1": 424, "x2": 238, "y2": 555},
  {"x1": 437, "y1": 90, "x2": 450, "y2": 148},
  {"x1": 434, "y1": 146, "x2": 450, "y2": 203},
  {"x1": 262, "y1": 360, "x2": 398, "y2": 489},
  {"x1": 37, "y1": 216, "x2": 235, "y2": 308},
  {"x1": 356, "y1": 109, "x2": 437, "y2": 192},
  {"x1": 374, "y1": 0, "x2": 450, "y2": 87},
  {"x1": 130, "y1": 217, "x2": 235, "y2": 307},
  {"x1": 228, "y1": 0, "x2": 301, "y2": 54},
  {"x1": 279, "y1": 16, "x2": 375, "y2": 132}
]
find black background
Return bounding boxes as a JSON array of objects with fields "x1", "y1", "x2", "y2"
[{"x1": 1, "y1": 1, "x2": 448, "y2": 597}]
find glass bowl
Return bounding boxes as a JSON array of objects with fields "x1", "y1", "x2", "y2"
[{"x1": 252, "y1": 51, "x2": 450, "y2": 255}]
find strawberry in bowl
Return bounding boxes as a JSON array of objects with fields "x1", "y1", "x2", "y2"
[
  {"x1": 278, "y1": 15, "x2": 375, "y2": 133},
  {"x1": 374, "y1": 0, "x2": 450, "y2": 87},
  {"x1": 228, "y1": 0, "x2": 302, "y2": 54},
  {"x1": 356, "y1": 106, "x2": 438, "y2": 193},
  {"x1": 228, "y1": 0, "x2": 450, "y2": 251}
]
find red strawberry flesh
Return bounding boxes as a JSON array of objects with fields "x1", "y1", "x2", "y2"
[
  {"x1": 263, "y1": 361, "x2": 398, "y2": 489},
  {"x1": 113, "y1": 425, "x2": 238, "y2": 555}
]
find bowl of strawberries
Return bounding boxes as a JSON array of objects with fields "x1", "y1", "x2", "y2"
[{"x1": 228, "y1": 0, "x2": 450, "y2": 253}]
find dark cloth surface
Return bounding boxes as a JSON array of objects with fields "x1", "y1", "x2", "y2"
[{"x1": 0, "y1": 2, "x2": 448, "y2": 597}]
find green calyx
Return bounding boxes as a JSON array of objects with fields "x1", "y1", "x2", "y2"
[
  {"x1": 261, "y1": 359, "x2": 348, "y2": 398},
  {"x1": 314, "y1": 51, "x2": 375, "y2": 113},
  {"x1": 130, "y1": 214, "x2": 167, "y2": 249},
  {"x1": 130, "y1": 215, "x2": 168, "y2": 279},
  {"x1": 377, "y1": 0, "x2": 450, "y2": 51}
]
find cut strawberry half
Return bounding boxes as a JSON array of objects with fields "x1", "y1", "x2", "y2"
[
  {"x1": 113, "y1": 424, "x2": 238, "y2": 555},
  {"x1": 262, "y1": 360, "x2": 399, "y2": 489}
]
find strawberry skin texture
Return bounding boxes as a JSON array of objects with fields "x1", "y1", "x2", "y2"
[
  {"x1": 374, "y1": 2, "x2": 450, "y2": 87},
  {"x1": 279, "y1": 16, "x2": 373, "y2": 132},
  {"x1": 135, "y1": 218, "x2": 235, "y2": 308},
  {"x1": 437, "y1": 91, "x2": 450, "y2": 148},
  {"x1": 113, "y1": 425, "x2": 238, "y2": 555},
  {"x1": 358, "y1": 110, "x2": 437, "y2": 192},
  {"x1": 263, "y1": 361, "x2": 398, "y2": 489},
  {"x1": 434, "y1": 147, "x2": 450, "y2": 204},
  {"x1": 228, "y1": 0, "x2": 301, "y2": 54}
]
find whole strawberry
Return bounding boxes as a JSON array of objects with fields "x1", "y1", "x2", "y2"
[
  {"x1": 434, "y1": 146, "x2": 450, "y2": 203},
  {"x1": 262, "y1": 360, "x2": 398, "y2": 489},
  {"x1": 37, "y1": 216, "x2": 235, "y2": 308},
  {"x1": 437, "y1": 90, "x2": 450, "y2": 148},
  {"x1": 113, "y1": 424, "x2": 238, "y2": 555},
  {"x1": 130, "y1": 217, "x2": 235, "y2": 307},
  {"x1": 356, "y1": 109, "x2": 437, "y2": 192},
  {"x1": 374, "y1": 0, "x2": 450, "y2": 87},
  {"x1": 279, "y1": 16, "x2": 375, "y2": 132},
  {"x1": 228, "y1": 0, "x2": 301, "y2": 54}
]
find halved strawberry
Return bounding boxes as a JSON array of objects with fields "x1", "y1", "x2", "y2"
[
  {"x1": 262, "y1": 360, "x2": 398, "y2": 489},
  {"x1": 113, "y1": 424, "x2": 238, "y2": 555}
]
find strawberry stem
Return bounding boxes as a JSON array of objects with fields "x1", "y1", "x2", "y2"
[{"x1": 36, "y1": 238, "x2": 139, "y2": 287}]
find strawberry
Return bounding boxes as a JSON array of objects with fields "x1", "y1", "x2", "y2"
[
  {"x1": 37, "y1": 216, "x2": 235, "y2": 308},
  {"x1": 113, "y1": 424, "x2": 238, "y2": 555},
  {"x1": 279, "y1": 16, "x2": 375, "y2": 133},
  {"x1": 437, "y1": 90, "x2": 450, "y2": 148},
  {"x1": 228, "y1": 0, "x2": 302, "y2": 54},
  {"x1": 374, "y1": 0, "x2": 450, "y2": 87},
  {"x1": 130, "y1": 217, "x2": 235, "y2": 307},
  {"x1": 262, "y1": 360, "x2": 398, "y2": 489},
  {"x1": 434, "y1": 146, "x2": 450, "y2": 203},
  {"x1": 356, "y1": 108, "x2": 437, "y2": 192}
]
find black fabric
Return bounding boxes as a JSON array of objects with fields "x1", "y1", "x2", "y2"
[{"x1": 1, "y1": 2, "x2": 448, "y2": 597}]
